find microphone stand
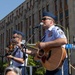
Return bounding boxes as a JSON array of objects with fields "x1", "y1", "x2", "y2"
[
  {"x1": 21, "y1": 44, "x2": 27, "y2": 75},
  {"x1": 22, "y1": 28, "x2": 35, "y2": 75},
  {"x1": 27, "y1": 29, "x2": 35, "y2": 43}
]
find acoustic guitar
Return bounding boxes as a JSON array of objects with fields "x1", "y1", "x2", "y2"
[{"x1": 27, "y1": 43, "x2": 67, "y2": 71}]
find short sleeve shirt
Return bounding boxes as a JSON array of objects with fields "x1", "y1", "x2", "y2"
[
  {"x1": 44, "y1": 25, "x2": 66, "y2": 47},
  {"x1": 12, "y1": 46, "x2": 24, "y2": 67}
]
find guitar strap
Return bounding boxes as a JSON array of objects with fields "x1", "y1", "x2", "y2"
[
  {"x1": 9, "y1": 47, "x2": 19, "y2": 66},
  {"x1": 40, "y1": 34, "x2": 46, "y2": 42}
]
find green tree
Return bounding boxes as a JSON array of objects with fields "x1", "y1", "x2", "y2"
[{"x1": 27, "y1": 55, "x2": 46, "y2": 75}]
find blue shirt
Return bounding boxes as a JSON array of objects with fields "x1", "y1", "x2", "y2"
[
  {"x1": 44, "y1": 25, "x2": 66, "y2": 48},
  {"x1": 12, "y1": 46, "x2": 24, "y2": 67}
]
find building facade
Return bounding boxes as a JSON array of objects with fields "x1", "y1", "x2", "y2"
[{"x1": 0, "y1": 0, "x2": 75, "y2": 74}]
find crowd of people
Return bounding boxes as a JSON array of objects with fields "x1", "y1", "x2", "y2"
[{"x1": 4, "y1": 11, "x2": 69, "y2": 75}]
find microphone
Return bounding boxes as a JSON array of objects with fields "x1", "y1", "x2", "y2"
[
  {"x1": 20, "y1": 43, "x2": 25, "y2": 48},
  {"x1": 65, "y1": 44, "x2": 75, "y2": 49},
  {"x1": 33, "y1": 22, "x2": 43, "y2": 29},
  {"x1": 20, "y1": 40, "x2": 26, "y2": 48}
]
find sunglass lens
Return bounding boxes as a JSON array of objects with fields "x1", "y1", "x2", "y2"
[{"x1": 42, "y1": 18, "x2": 46, "y2": 20}]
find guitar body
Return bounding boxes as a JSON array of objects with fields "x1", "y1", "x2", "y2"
[{"x1": 34, "y1": 46, "x2": 66, "y2": 71}]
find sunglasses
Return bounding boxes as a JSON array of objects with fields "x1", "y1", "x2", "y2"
[
  {"x1": 42, "y1": 18, "x2": 51, "y2": 21},
  {"x1": 12, "y1": 36, "x2": 19, "y2": 38}
]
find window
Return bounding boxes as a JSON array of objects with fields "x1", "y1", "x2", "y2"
[
  {"x1": 54, "y1": 0, "x2": 58, "y2": 17},
  {"x1": 46, "y1": 4, "x2": 49, "y2": 12},
  {"x1": 59, "y1": 0, "x2": 62, "y2": 12},
  {"x1": 64, "y1": 0, "x2": 68, "y2": 10},
  {"x1": 38, "y1": 10, "x2": 41, "y2": 23}
]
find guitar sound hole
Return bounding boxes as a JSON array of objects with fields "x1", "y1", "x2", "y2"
[{"x1": 39, "y1": 49, "x2": 44, "y2": 56}]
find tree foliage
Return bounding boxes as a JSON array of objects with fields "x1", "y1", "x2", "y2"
[{"x1": 27, "y1": 55, "x2": 46, "y2": 75}]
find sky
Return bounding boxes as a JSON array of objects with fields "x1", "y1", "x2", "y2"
[{"x1": 0, "y1": 0, "x2": 25, "y2": 20}]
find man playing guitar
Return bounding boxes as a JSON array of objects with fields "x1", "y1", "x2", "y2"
[{"x1": 26, "y1": 11, "x2": 69, "y2": 75}]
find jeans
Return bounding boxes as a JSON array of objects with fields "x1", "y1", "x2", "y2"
[{"x1": 45, "y1": 58, "x2": 69, "y2": 75}]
